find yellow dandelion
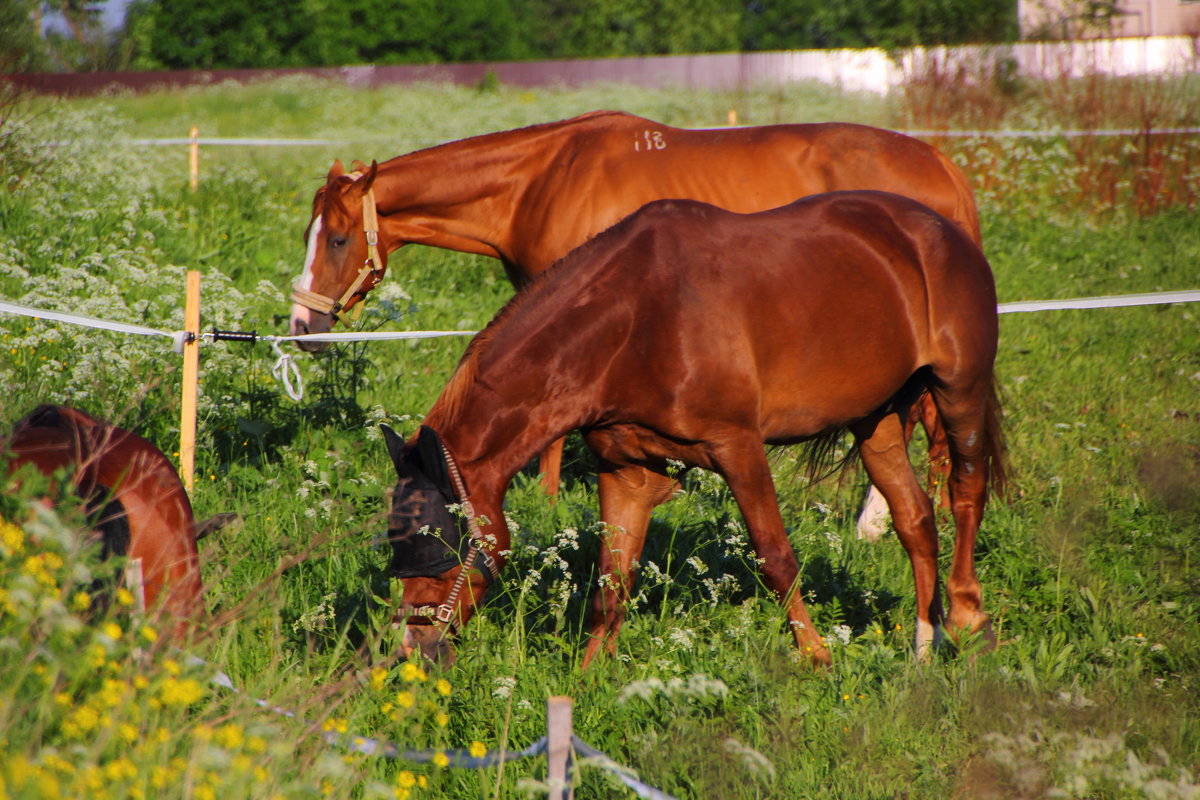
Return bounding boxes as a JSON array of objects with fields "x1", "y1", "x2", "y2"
[
  {"x1": 369, "y1": 667, "x2": 387, "y2": 692},
  {"x1": 119, "y1": 723, "x2": 139, "y2": 744},
  {"x1": 435, "y1": 678, "x2": 451, "y2": 696},
  {"x1": 469, "y1": 741, "x2": 487, "y2": 758},
  {"x1": 435, "y1": 711, "x2": 449, "y2": 727},
  {"x1": 133, "y1": 675, "x2": 149, "y2": 690},
  {"x1": 417, "y1": 775, "x2": 428, "y2": 788},
  {"x1": 397, "y1": 771, "x2": 416, "y2": 789},
  {"x1": 394, "y1": 690, "x2": 415, "y2": 709},
  {"x1": 162, "y1": 658, "x2": 181, "y2": 676},
  {"x1": 102, "y1": 622, "x2": 123, "y2": 640},
  {"x1": 71, "y1": 591, "x2": 92, "y2": 611},
  {"x1": 116, "y1": 587, "x2": 135, "y2": 606},
  {"x1": 139, "y1": 625, "x2": 158, "y2": 643},
  {"x1": 432, "y1": 751, "x2": 449, "y2": 768}
]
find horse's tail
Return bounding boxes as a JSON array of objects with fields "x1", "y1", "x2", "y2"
[
  {"x1": 935, "y1": 148, "x2": 982, "y2": 247},
  {"x1": 983, "y1": 381, "x2": 1008, "y2": 498}
]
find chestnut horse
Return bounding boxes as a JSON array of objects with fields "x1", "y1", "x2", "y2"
[
  {"x1": 289, "y1": 111, "x2": 980, "y2": 530},
  {"x1": 3, "y1": 405, "x2": 205, "y2": 635},
  {"x1": 380, "y1": 191, "x2": 1005, "y2": 667}
]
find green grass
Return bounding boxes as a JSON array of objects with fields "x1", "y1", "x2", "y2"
[{"x1": 1, "y1": 77, "x2": 1199, "y2": 799}]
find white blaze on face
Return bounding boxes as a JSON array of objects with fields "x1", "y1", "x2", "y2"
[
  {"x1": 299, "y1": 214, "x2": 324, "y2": 291},
  {"x1": 290, "y1": 215, "x2": 324, "y2": 333}
]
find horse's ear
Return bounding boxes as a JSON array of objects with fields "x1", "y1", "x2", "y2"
[
  {"x1": 360, "y1": 160, "x2": 379, "y2": 193},
  {"x1": 380, "y1": 424, "x2": 406, "y2": 474},
  {"x1": 414, "y1": 426, "x2": 452, "y2": 492},
  {"x1": 327, "y1": 159, "x2": 346, "y2": 182},
  {"x1": 350, "y1": 159, "x2": 368, "y2": 173}
]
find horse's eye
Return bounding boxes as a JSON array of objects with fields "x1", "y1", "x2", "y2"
[{"x1": 329, "y1": 236, "x2": 348, "y2": 249}]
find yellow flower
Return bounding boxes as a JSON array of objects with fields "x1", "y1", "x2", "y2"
[
  {"x1": 103, "y1": 758, "x2": 137, "y2": 781},
  {"x1": 396, "y1": 771, "x2": 416, "y2": 788},
  {"x1": 0, "y1": 520, "x2": 24, "y2": 553},
  {"x1": 54, "y1": 692, "x2": 73, "y2": 707},
  {"x1": 119, "y1": 723, "x2": 139, "y2": 744},
  {"x1": 159, "y1": 677, "x2": 204, "y2": 707},
  {"x1": 417, "y1": 775, "x2": 428, "y2": 788},
  {"x1": 133, "y1": 675, "x2": 149, "y2": 690},
  {"x1": 432, "y1": 751, "x2": 449, "y2": 768},
  {"x1": 162, "y1": 659, "x2": 181, "y2": 676},
  {"x1": 369, "y1": 667, "x2": 387, "y2": 692},
  {"x1": 435, "y1": 678, "x2": 451, "y2": 696},
  {"x1": 139, "y1": 625, "x2": 158, "y2": 643},
  {"x1": 103, "y1": 622, "x2": 123, "y2": 640},
  {"x1": 400, "y1": 662, "x2": 427, "y2": 683},
  {"x1": 321, "y1": 717, "x2": 349, "y2": 734},
  {"x1": 216, "y1": 723, "x2": 245, "y2": 750},
  {"x1": 71, "y1": 591, "x2": 92, "y2": 611},
  {"x1": 116, "y1": 587, "x2": 135, "y2": 606},
  {"x1": 435, "y1": 712, "x2": 449, "y2": 727},
  {"x1": 394, "y1": 690, "x2": 415, "y2": 709},
  {"x1": 394, "y1": 789, "x2": 410, "y2": 800},
  {"x1": 469, "y1": 741, "x2": 487, "y2": 758}
]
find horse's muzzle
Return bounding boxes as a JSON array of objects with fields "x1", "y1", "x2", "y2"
[
  {"x1": 394, "y1": 616, "x2": 457, "y2": 665},
  {"x1": 288, "y1": 311, "x2": 333, "y2": 353}
]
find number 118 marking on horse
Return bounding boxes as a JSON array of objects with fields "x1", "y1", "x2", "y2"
[{"x1": 634, "y1": 130, "x2": 666, "y2": 151}]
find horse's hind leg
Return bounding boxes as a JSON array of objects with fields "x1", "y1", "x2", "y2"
[
  {"x1": 712, "y1": 439, "x2": 831, "y2": 667},
  {"x1": 929, "y1": 377, "x2": 996, "y2": 646},
  {"x1": 583, "y1": 461, "x2": 678, "y2": 667},
  {"x1": 850, "y1": 412, "x2": 945, "y2": 660}
]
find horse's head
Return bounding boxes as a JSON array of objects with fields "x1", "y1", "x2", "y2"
[
  {"x1": 380, "y1": 424, "x2": 491, "y2": 664},
  {"x1": 289, "y1": 159, "x2": 388, "y2": 352}
]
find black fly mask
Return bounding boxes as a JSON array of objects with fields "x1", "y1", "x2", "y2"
[{"x1": 381, "y1": 424, "x2": 472, "y2": 579}]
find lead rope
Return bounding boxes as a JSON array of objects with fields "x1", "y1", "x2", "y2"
[{"x1": 434, "y1": 444, "x2": 500, "y2": 629}]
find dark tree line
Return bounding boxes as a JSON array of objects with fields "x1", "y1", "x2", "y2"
[{"x1": 4, "y1": 0, "x2": 1021, "y2": 73}]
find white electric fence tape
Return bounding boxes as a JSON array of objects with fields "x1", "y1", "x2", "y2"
[{"x1": 4, "y1": 289, "x2": 1200, "y2": 401}]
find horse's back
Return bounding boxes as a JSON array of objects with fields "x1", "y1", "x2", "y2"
[
  {"x1": 512, "y1": 115, "x2": 979, "y2": 271},
  {"x1": 544, "y1": 192, "x2": 995, "y2": 439}
]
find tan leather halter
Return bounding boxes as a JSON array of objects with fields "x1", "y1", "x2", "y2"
[
  {"x1": 291, "y1": 174, "x2": 384, "y2": 319},
  {"x1": 431, "y1": 442, "x2": 500, "y2": 632}
]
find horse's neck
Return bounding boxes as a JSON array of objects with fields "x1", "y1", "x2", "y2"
[{"x1": 374, "y1": 133, "x2": 558, "y2": 267}]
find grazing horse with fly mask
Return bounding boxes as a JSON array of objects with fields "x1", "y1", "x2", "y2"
[
  {"x1": 380, "y1": 191, "x2": 1005, "y2": 667},
  {"x1": 3, "y1": 405, "x2": 207, "y2": 635},
  {"x1": 289, "y1": 111, "x2": 982, "y2": 536}
]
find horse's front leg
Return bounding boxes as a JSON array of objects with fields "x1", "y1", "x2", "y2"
[
  {"x1": 582, "y1": 461, "x2": 678, "y2": 667},
  {"x1": 537, "y1": 437, "x2": 565, "y2": 498},
  {"x1": 714, "y1": 438, "x2": 831, "y2": 667}
]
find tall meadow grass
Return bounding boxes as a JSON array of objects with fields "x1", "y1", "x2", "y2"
[{"x1": 1, "y1": 71, "x2": 1198, "y2": 798}]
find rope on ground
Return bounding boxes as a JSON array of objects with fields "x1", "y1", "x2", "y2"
[{"x1": 572, "y1": 737, "x2": 679, "y2": 800}]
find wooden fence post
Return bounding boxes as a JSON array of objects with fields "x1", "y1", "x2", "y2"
[
  {"x1": 546, "y1": 696, "x2": 574, "y2": 800},
  {"x1": 180, "y1": 270, "x2": 200, "y2": 493},
  {"x1": 189, "y1": 126, "x2": 199, "y2": 192}
]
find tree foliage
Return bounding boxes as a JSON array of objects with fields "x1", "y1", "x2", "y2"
[{"x1": 8, "y1": 0, "x2": 1018, "y2": 72}]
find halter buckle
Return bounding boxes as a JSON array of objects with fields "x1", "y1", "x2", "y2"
[
  {"x1": 434, "y1": 603, "x2": 455, "y2": 625},
  {"x1": 365, "y1": 230, "x2": 379, "y2": 247}
]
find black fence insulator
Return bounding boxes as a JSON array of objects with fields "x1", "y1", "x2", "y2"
[{"x1": 210, "y1": 329, "x2": 258, "y2": 343}]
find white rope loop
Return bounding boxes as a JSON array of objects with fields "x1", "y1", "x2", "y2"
[{"x1": 270, "y1": 340, "x2": 305, "y2": 401}]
